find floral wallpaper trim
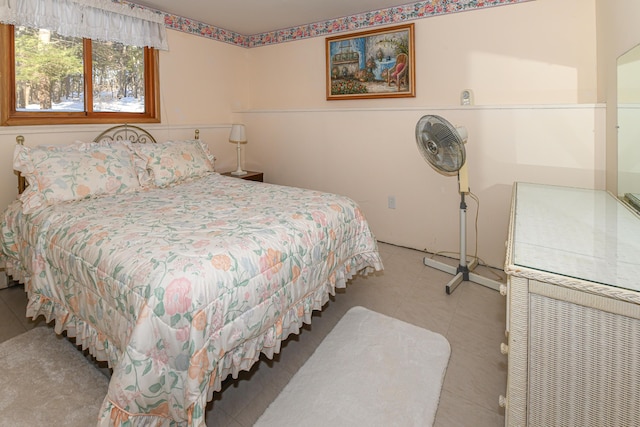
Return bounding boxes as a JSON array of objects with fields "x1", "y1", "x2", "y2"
[
  {"x1": 117, "y1": 0, "x2": 532, "y2": 49},
  {"x1": 111, "y1": 0, "x2": 250, "y2": 47},
  {"x1": 248, "y1": 0, "x2": 533, "y2": 48},
  {"x1": 162, "y1": 14, "x2": 249, "y2": 48}
]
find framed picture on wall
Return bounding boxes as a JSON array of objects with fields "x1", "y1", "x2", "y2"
[{"x1": 326, "y1": 23, "x2": 415, "y2": 100}]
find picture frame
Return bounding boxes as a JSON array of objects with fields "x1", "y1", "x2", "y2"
[{"x1": 326, "y1": 23, "x2": 415, "y2": 100}]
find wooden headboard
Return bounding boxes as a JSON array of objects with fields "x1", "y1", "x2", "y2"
[{"x1": 16, "y1": 125, "x2": 201, "y2": 194}]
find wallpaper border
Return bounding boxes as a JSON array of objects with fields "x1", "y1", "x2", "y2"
[{"x1": 119, "y1": 0, "x2": 533, "y2": 49}]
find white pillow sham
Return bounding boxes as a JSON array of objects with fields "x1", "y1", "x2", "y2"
[
  {"x1": 132, "y1": 139, "x2": 215, "y2": 188},
  {"x1": 14, "y1": 141, "x2": 141, "y2": 214}
]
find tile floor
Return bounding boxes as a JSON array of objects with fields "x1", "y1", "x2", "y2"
[{"x1": 0, "y1": 242, "x2": 508, "y2": 426}]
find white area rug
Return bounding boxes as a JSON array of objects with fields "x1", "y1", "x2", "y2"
[
  {"x1": 255, "y1": 306, "x2": 451, "y2": 427},
  {"x1": 0, "y1": 327, "x2": 109, "y2": 426}
]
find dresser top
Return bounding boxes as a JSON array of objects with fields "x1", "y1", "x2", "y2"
[{"x1": 510, "y1": 182, "x2": 640, "y2": 292}]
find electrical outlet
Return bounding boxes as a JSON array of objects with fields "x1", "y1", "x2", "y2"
[{"x1": 388, "y1": 196, "x2": 396, "y2": 209}]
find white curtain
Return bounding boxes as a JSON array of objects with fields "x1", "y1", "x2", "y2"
[{"x1": 0, "y1": 0, "x2": 168, "y2": 50}]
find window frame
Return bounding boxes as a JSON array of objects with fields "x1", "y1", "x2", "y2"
[{"x1": 0, "y1": 24, "x2": 160, "y2": 126}]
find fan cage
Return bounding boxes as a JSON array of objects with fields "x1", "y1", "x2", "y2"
[{"x1": 415, "y1": 115, "x2": 466, "y2": 173}]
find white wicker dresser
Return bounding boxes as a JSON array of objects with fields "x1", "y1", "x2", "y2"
[{"x1": 502, "y1": 182, "x2": 640, "y2": 427}]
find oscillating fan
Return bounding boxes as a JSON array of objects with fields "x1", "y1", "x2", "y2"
[{"x1": 415, "y1": 115, "x2": 501, "y2": 294}]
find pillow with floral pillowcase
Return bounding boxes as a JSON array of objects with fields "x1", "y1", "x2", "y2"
[
  {"x1": 132, "y1": 139, "x2": 215, "y2": 188},
  {"x1": 13, "y1": 140, "x2": 142, "y2": 214}
]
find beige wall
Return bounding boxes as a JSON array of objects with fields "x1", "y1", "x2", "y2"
[
  {"x1": 3, "y1": 0, "x2": 634, "y2": 269},
  {"x1": 241, "y1": 0, "x2": 603, "y2": 268}
]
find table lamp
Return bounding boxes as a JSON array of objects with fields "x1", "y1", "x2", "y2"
[{"x1": 229, "y1": 124, "x2": 247, "y2": 176}]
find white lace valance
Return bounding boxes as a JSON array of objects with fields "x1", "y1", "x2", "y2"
[{"x1": 0, "y1": 0, "x2": 168, "y2": 50}]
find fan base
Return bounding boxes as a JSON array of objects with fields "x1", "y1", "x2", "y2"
[{"x1": 423, "y1": 257, "x2": 502, "y2": 294}]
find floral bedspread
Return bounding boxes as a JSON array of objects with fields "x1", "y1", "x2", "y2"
[{"x1": 0, "y1": 173, "x2": 383, "y2": 426}]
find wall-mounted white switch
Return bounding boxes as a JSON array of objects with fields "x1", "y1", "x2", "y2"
[{"x1": 388, "y1": 196, "x2": 396, "y2": 209}]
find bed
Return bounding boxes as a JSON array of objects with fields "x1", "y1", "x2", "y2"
[{"x1": 0, "y1": 125, "x2": 383, "y2": 426}]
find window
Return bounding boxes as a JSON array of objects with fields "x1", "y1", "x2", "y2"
[{"x1": 0, "y1": 24, "x2": 160, "y2": 126}]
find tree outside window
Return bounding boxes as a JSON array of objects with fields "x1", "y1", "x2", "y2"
[{"x1": 1, "y1": 24, "x2": 160, "y2": 125}]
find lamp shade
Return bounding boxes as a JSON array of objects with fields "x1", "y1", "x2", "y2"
[{"x1": 229, "y1": 124, "x2": 246, "y2": 143}]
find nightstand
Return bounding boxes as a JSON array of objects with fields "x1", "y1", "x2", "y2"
[{"x1": 220, "y1": 171, "x2": 263, "y2": 182}]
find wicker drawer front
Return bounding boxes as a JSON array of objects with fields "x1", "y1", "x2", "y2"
[{"x1": 528, "y1": 293, "x2": 640, "y2": 426}]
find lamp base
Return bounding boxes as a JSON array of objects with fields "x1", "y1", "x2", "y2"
[{"x1": 231, "y1": 141, "x2": 247, "y2": 176}]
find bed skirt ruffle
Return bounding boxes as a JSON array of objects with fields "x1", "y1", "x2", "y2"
[{"x1": 11, "y1": 251, "x2": 382, "y2": 427}]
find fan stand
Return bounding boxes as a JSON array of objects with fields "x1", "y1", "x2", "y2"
[{"x1": 423, "y1": 168, "x2": 502, "y2": 294}]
